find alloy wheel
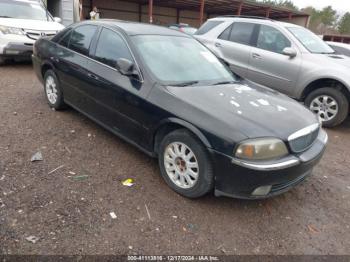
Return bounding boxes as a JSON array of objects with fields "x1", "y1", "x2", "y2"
[
  {"x1": 164, "y1": 142, "x2": 199, "y2": 189},
  {"x1": 45, "y1": 75, "x2": 58, "y2": 105},
  {"x1": 309, "y1": 95, "x2": 338, "y2": 122}
]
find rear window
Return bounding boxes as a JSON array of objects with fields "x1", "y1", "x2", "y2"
[
  {"x1": 195, "y1": 20, "x2": 224, "y2": 35},
  {"x1": 229, "y1": 22, "x2": 255, "y2": 45}
]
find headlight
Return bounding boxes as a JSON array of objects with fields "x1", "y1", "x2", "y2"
[
  {"x1": 0, "y1": 25, "x2": 25, "y2": 35},
  {"x1": 235, "y1": 138, "x2": 288, "y2": 161}
]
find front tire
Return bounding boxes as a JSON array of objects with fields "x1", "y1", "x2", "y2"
[
  {"x1": 158, "y1": 129, "x2": 214, "y2": 198},
  {"x1": 44, "y1": 70, "x2": 66, "y2": 110},
  {"x1": 305, "y1": 87, "x2": 349, "y2": 128}
]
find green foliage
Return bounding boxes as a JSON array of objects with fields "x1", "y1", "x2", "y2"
[
  {"x1": 338, "y1": 12, "x2": 350, "y2": 34},
  {"x1": 249, "y1": 0, "x2": 299, "y2": 11}
]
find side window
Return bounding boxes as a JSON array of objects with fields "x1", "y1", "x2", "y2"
[
  {"x1": 94, "y1": 28, "x2": 133, "y2": 68},
  {"x1": 59, "y1": 30, "x2": 72, "y2": 48},
  {"x1": 257, "y1": 25, "x2": 291, "y2": 54},
  {"x1": 218, "y1": 25, "x2": 232, "y2": 41},
  {"x1": 195, "y1": 20, "x2": 224, "y2": 35},
  {"x1": 229, "y1": 22, "x2": 255, "y2": 45},
  {"x1": 68, "y1": 25, "x2": 97, "y2": 56}
]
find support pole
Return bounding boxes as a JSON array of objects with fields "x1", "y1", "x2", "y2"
[
  {"x1": 288, "y1": 12, "x2": 292, "y2": 20},
  {"x1": 266, "y1": 7, "x2": 271, "y2": 18},
  {"x1": 199, "y1": 0, "x2": 205, "y2": 26},
  {"x1": 237, "y1": 1, "x2": 243, "y2": 16},
  {"x1": 148, "y1": 0, "x2": 153, "y2": 24}
]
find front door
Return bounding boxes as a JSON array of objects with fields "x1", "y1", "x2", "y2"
[
  {"x1": 247, "y1": 25, "x2": 301, "y2": 96},
  {"x1": 88, "y1": 27, "x2": 147, "y2": 144}
]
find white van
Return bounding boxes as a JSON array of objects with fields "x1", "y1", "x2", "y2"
[{"x1": 0, "y1": 0, "x2": 65, "y2": 64}]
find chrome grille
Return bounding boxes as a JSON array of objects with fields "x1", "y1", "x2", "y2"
[
  {"x1": 288, "y1": 123, "x2": 320, "y2": 153},
  {"x1": 24, "y1": 30, "x2": 57, "y2": 40}
]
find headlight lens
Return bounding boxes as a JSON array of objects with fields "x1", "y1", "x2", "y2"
[
  {"x1": 0, "y1": 25, "x2": 25, "y2": 35},
  {"x1": 235, "y1": 138, "x2": 288, "y2": 161}
]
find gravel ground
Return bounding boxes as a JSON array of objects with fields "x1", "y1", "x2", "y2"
[{"x1": 0, "y1": 62, "x2": 349, "y2": 255}]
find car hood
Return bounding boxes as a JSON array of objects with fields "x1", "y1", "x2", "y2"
[
  {"x1": 307, "y1": 53, "x2": 350, "y2": 69},
  {"x1": 0, "y1": 18, "x2": 64, "y2": 31},
  {"x1": 165, "y1": 81, "x2": 319, "y2": 140}
]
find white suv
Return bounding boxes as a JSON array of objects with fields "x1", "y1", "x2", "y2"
[{"x1": 0, "y1": 0, "x2": 65, "y2": 64}]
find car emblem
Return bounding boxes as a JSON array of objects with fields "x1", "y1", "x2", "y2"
[{"x1": 41, "y1": 32, "x2": 46, "y2": 37}]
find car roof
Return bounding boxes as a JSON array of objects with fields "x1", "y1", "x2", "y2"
[
  {"x1": 208, "y1": 16, "x2": 303, "y2": 29},
  {"x1": 79, "y1": 19, "x2": 190, "y2": 37}
]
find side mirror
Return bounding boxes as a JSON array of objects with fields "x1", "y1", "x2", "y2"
[
  {"x1": 53, "y1": 17, "x2": 62, "y2": 23},
  {"x1": 116, "y1": 58, "x2": 139, "y2": 78},
  {"x1": 282, "y1": 47, "x2": 297, "y2": 58}
]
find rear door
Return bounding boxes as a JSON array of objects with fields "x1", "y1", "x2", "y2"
[
  {"x1": 214, "y1": 22, "x2": 257, "y2": 78},
  {"x1": 247, "y1": 24, "x2": 302, "y2": 95},
  {"x1": 54, "y1": 24, "x2": 99, "y2": 111}
]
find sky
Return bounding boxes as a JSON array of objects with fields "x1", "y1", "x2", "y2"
[{"x1": 292, "y1": 0, "x2": 350, "y2": 14}]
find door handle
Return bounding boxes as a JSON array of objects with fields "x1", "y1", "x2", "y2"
[
  {"x1": 88, "y1": 73, "x2": 99, "y2": 80},
  {"x1": 252, "y1": 53, "x2": 262, "y2": 59},
  {"x1": 215, "y1": 42, "x2": 222, "y2": 48}
]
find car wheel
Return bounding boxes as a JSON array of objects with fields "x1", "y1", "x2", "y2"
[
  {"x1": 44, "y1": 70, "x2": 66, "y2": 110},
  {"x1": 305, "y1": 87, "x2": 349, "y2": 127},
  {"x1": 158, "y1": 129, "x2": 214, "y2": 198}
]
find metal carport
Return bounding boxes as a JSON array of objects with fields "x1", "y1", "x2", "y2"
[{"x1": 82, "y1": 0, "x2": 310, "y2": 27}]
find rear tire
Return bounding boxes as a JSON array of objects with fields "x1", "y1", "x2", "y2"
[
  {"x1": 44, "y1": 70, "x2": 66, "y2": 110},
  {"x1": 305, "y1": 87, "x2": 349, "y2": 128},
  {"x1": 158, "y1": 129, "x2": 214, "y2": 198}
]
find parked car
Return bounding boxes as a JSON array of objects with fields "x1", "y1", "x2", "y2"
[
  {"x1": 0, "y1": 0, "x2": 64, "y2": 64},
  {"x1": 32, "y1": 20, "x2": 327, "y2": 199},
  {"x1": 327, "y1": 41, "x2": 350, "y2": 57},
  {"x1": 169, "y1": 23, "x2": 197, "y2": 35},
  {"x1": 195, "y1": 16, "x2": 350, "y2": 127}
]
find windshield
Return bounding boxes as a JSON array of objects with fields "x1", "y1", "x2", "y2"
[
  {"x1": 0, "y1": 0, "x2": 51, "y2": 21},
  {"x1": 288, "y1": 27, "x2": 334, "y2": 54},
  {"x1": 132, "y1": 35, "x2": 235, "y2": 85}
]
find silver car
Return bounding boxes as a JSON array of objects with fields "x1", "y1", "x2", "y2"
[{"x1": 195, "y1": 17, "x2": 350, "y2": 127}]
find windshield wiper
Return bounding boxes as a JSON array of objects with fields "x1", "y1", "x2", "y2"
[
  {"x1": 0, "y1": 16, "x2": 13, "y2": 18},
  {"x1": 212, "y1": 80, "x2": 237, "y2": 85},
  {"x1": 169, "y1": 81, "x2": 199, "y2": 87}
]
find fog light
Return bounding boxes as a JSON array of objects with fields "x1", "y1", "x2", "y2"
[{"x1": 252, "y1": 185, "x2": 272, "y2": 196}]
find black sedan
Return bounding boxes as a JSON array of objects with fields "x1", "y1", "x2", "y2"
[{"x1": 32, "y1": 20, "x2": 328, "y2": 199}]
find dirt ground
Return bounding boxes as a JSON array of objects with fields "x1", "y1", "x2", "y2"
[{"x1": 0, "y1": 62, "x2": 349, "y2": 256}]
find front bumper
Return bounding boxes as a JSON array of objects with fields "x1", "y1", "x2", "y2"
[
  {"x1": 0, "y1": 34, "x2": 34, "y2": 58},
  {"x1": 211, "y1": 129, "x2": 328, "y2": 199},
  {"x1": 0, "y1": 42, "x2": 33, "y2": 57}
]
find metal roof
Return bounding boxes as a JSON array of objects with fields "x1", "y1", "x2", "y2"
[{"x1": 126, "y1": 0, "x2": 309, "y2": 19}]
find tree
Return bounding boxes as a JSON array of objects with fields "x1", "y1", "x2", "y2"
[
  {"x1": 338, "y1": 12, "x2": 350, "y2": 35},
  {"x1": 250, "y1": 0, "x2": 299, "y2": 11},
  {"x1": 302, "y1": 5, "x2": 338, "y2": 34}
]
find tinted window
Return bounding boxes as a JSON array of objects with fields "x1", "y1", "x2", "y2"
[
  {"x1": 59, "y1": 30, "x2": 72, "y2": 48},
  {"x1": 218, "y1": 25, "x2": 232, "y2": 40},
  {"x1": 257, "y1": 25, "x2": 291, "y2": 54},
  {"x1": 94, "y1": 28, "x2": 133, "y2": 68},
  {"x1": 69, "y1": 25, "x2": 97, "y2": 56},
  {"x1": 195, "y1": 20, "x2": 224, "y2": 35},
  {"x1": 52, "y1": 27, "x2": 71, "y2": 43},
  {"x1": 229, "y1": 22, "x2": 255, "y2": 45}
]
